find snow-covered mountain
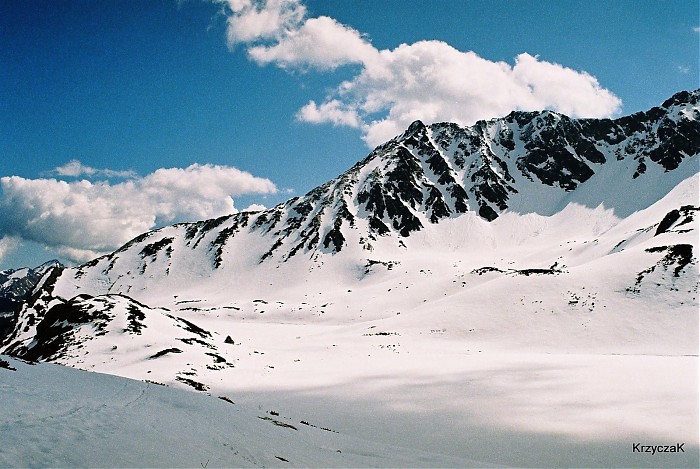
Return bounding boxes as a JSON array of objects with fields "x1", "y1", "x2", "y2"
[
  {"x1": 1, "y1": 91, "x2": 698, "y2": 467},
  {"x1": 0, "y1": 260, "x2": 61, "y2": 341},
  {"x1": 0, "y1": 260, "x2": 61, "y2": 307}
]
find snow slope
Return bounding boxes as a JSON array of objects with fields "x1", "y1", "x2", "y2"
[{"x1": 0, "y1": 356, "x2": 478, "y2": 468}]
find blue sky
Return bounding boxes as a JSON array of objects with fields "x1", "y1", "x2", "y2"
[{"x1": 1, "y1": 0, "x2": 698, "y2": 269}]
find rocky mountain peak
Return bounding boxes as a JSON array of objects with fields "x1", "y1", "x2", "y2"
[
  {"x1": 270, "y1": 89, "x2": 697, "y2": 256},
  {"x1": 661, "y1": 89, "x2": 699, "y2": 109},
  {"x1": 7, "y1": 90, "x2": 694, "y2": 299},
  {"x1": 0, "y1": 260, "x2": 63, "y2": 302},
  {"x1": 1, "y1": 91, "x2": 698, "y2": 370},
  {"x1": 0, "y1": 260, "x2": 64, "y2": 342},
  {"x1": 404, "y1": 119, "x2": 428, "y2": 137}
]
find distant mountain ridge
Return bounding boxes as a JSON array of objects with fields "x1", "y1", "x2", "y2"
[
  {"x1": 0, "y1": 260, "x2": 62, "y2": 340},
  {"x1": 1, "y1": 90, "x2": 698, "y2": 379},
  {"x1": 64, "y1": 88, "x2": 699, "y2": 269},
  {"x1": 0, "y1": 260, "x2": 61, "y2": 301}
]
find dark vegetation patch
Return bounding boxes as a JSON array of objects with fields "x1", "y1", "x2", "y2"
[
  {"x1": 471, "y1": 265, "x2": 565, "y2": 276},
  {"x1": 184, "y1": 224, "x2": 199, "y2": 241},
  {"x1": 299, "y1": 420, "x2": 338, "y2": 433},
  {"x1": 363, "y1": 259, "x2": 399, "y2": 275},
  {"x1": 632, "y1": 160, "x2": 647, "y2": 179},
  {"x1": 175, "y1": 299, "x2": 202, "y2": 305},
  {"x1": 322, "y1": 222, "x2": 345, "y2": 253},
  {"x1": 629, "y1": 244, "x2": 695, "y2": 293},
  {"x1": 644, "y1": 244, "x2": 694, "y2": 277},
  {"x1": 148, "y1": 348, "x2": 183, "y2": 359},
  {"x1": 656, "y1": 209, "x2": 682, "y2": 236},
  {"x1": 655, "y1": 206, "x2": 698, "y2": 236},
  {"x1": 471, "y1": 266, "x2": 504, "y2": 275},
  {"x1": 188, "y1": 215, "x2": 233, "y2": 249},
  {"x1": 260, "y1": 238, "x2": 283, "y2": 262},
  {"x1": 645, "y1": 244, "x2": 693, "y2": 277},
  {"x1": 425, "y1": 186, "x2": 451, "y2": 222},
  {"x1": 516, "y1": 268, "x2": 561, "y2": 276},
  {"x1": 138, "y1": 238, "x2": 174, "y2": 274},
  {"x1": 205, "y1": 352, "x2": 230, "y2": 365},
  {"x1": 258, "y1": 416, "x2": 298, "y2": 431},
  {"x1": 144, "y1": 379, "x2": 166, "y2": 386},
  {"x1": 210, "y1": 212, "x2": 250, "y2": 268},
  {"x1": 425, "y1": 151, "x2": 454, "y2": 186},
  {"x1": 176, "y1": 376, "x2": 209, "y2": 392},
  {"x1": 177, "y1": 337, "x2": 215, "y2": 349},
  {"x1": 165, "y1": 314, "x2": 211, "y2": 338},
  {"x1": 124, "y1": 304, "x2": 146, "y2": 334},
  {"x1": 252, "y1": 178, "x2": 356, "y2": 261},
  {"x1": 139, "y1": 237, "x2": 174, "y2": 259},
  {"x1": 0, "y1": 358, "x2": 16, "y2": 371}
]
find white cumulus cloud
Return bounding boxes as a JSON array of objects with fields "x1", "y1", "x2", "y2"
[
  {"x1": 0, "y1": 163, "x2": 277, "y2": 263},
  {"x1": 0, "y1": 236, "x2": 21, "y2": 265},
  {"x1": 248, "y1": 15, "x2": 378, "y2": 70},
  {"x1": 296, "y1": 99, "x2": 360, "y2": 127},
  {"x1": 219, "y1": 0, "x2": 622, "y2": 147},
  {"x1": 220, "y1": 0, "x2": 306, "y2": 46}
]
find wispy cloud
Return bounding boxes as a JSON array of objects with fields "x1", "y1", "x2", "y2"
[
  {"x1": 44, "y1": 159, "x2": 137, "y2": 179},
  {"x1": 693, "y1": 26, "x2": 700, "y2": 33},
  {"x1": 0, "y1": 163, "x2": 277, "y2": 263},
  {"x1": 217, "y1": 0, "x2": 622, "y2": 146}
]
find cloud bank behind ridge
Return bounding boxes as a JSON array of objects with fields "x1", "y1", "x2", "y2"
[
  {"x1": 219, "y1": 0, "x2": 622, "y2": 146},
  {"x1": 0, "y1": 163, "x2": 276, "y2": 263},
  {"x1": 1, "y1": 1, "x2": 624, "y2": 267}
]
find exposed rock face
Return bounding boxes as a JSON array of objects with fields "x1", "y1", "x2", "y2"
[
  {"x1": 0, "y1": 260, "x2": 62, "y2": 342},
  {"x1": 167, "y1": 89, "x2": 696, "y2": 263},
  {"x1": 1, "y1": 90, "x2": 698, "y2": 363},
  {"x1": 9, "y1": 91, "x2": 696, "y2": 286}
]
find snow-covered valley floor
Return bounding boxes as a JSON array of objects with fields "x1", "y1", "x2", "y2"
[
  {"x1": 0, "y1": 355, "x2": 479, "y2": 467},
  {"x1": 2, "y1": 332, "x2": 697, "y2": 468}
]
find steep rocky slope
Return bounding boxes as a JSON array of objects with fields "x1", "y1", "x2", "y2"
[
  {"x1": 0, "y1": 260, "x2": 61, "y2": 341},
  {"x1": 1, "y1": 89, "x2": 698, "y2": 379}
]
